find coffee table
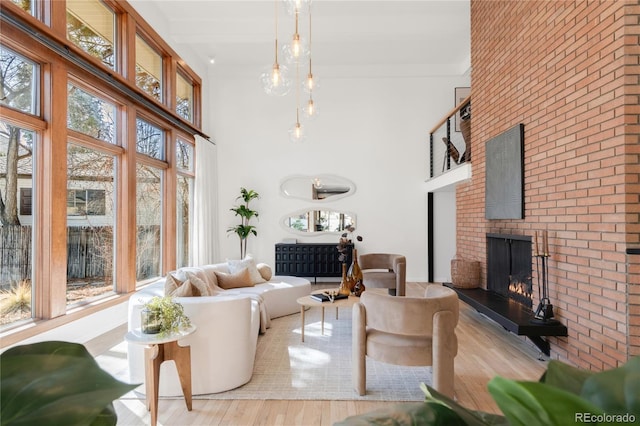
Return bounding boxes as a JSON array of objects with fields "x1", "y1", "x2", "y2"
[{"x1": 296, "y1": 292, "x2": 359, "y2": 342}]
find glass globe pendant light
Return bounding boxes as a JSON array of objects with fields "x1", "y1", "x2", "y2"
[
  {"x1": 289, "y1": 108, "x2": 306, "y2": 142},
  {"x1": 303, "y1": 93, "x2": 319, "y2": 120},
  {"x1": 289, "y1": 61, "x2": 306, "y2": 142},
  {"x1": 303, "y1": 6, "x2": 319, "y2": 93},
  {"x1": 281, "y1": 5, "x2": 309, "y2": 64},
  {"x1": 302, "y1": 3, "x2": 318, "y2": 120},
  {"x1": 283, "y1": 0, "x2": 312, "y2": 16},
  {"x1": 260, "y1": 0, "x2": 291, "y2": 96}
]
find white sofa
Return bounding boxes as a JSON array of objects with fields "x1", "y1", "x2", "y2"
[{"x1": 127, "y1": 263, "x2": 311, "y2": 396}]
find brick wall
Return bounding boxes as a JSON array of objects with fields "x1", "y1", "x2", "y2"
[{"x1": 464, "y1": 0, "x2": 640, "y2": 370}]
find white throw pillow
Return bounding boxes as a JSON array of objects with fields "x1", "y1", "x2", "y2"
[{"x1": 227, "y1": 256, "x2": 265, "y2": 284}]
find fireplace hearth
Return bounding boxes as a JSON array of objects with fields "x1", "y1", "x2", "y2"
[{"x1": 444, "y1": 232, "x2": 567, "y2": 356}]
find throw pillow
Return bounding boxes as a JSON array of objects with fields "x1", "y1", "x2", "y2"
[
  {"x1": 227, "y1": 256, "x2": 265, "y2": 284},
  {"x1": 185, "y1": 271, "x2": 214, "y2": 296},
  {"x1": 200, "y1": 264, "x2": 226, "y2": 293},
  {"x1": 165, "y1": 272, "x2": 195, "y2": 297},
  {"x1": 214, "y1": 268, "x2": 254, "y2": 289},
  {"x1": 165, "y1": 270, "x2": 213, "y2": 297},
  {"x1": 256, "y1": 263, "x2": 273, "y2": 281}
]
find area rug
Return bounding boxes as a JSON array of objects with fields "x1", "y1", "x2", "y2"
[{"x1": 97, "y1": 307, "x2": 431, "y2": 401}]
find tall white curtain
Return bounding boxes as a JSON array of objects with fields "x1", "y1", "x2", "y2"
[{"x1": 193, "y1": 136, "x2": 219, "y2": 265}]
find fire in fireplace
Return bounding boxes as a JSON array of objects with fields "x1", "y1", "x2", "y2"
[
  {"x1": 508, "y1": 275, "x2": 533, "y2": 306},
  {"x1": 487, "y1": 234, "x2": 533, "y2": 308}
]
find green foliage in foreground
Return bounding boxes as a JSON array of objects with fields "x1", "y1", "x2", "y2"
[
  {"x1": 336, "y1": 357, "x2": 640, "y2": 426},
  {"x1": 1, "y1": 341, "x2": 139, "y2": 426}
]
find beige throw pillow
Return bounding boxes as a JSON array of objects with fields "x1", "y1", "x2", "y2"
[
  {"x1": 165, "y1": 270, "x2": 213, "y2": 297},
  {"x1": 165, "y1": 273, "x2": 194, "y2": 297},
  {"x1": 256, "y1": 263, "x2": 273, "y2": 281},
  {"x1": 214, "y1": 268, "x2": 254, "y2": 289}
]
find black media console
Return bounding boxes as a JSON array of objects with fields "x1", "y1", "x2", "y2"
[{"x1": 275, "y1": 243, "x2": 352, "y2": 283}]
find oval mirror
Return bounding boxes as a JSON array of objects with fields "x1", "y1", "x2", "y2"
[
  {"x1": 280, "y1": 174, "x2": 356, "y2": 202},
  {"x1": 281, "y1": 209, "x2": 356, "y2": 235}
]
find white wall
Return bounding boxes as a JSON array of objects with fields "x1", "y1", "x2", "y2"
[
  {"x1": 210, "y1": 72, "x2": 469, "y2": 281},
  {"x1": 126, "y1": 0, "x2": 470, "y2": 283},
  {"x1": 432, "y1": 190, "x2": 457, "y2": 282}
]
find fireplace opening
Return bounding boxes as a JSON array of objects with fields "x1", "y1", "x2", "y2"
[{"x1": 487, "y1": 234, "x2": 533, "y2": 309}]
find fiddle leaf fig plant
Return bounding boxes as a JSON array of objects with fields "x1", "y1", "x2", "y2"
[
  {"x1": 227, "y1": 187, "x2": 260, "y2": 259},
  {"x1": 1, "y1": 341, "x2": 138, "y2": 426}
]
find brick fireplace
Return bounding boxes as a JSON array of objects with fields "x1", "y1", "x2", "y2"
[{"x1": 454, "y1": 1, "x2": 640, "y2": 369}]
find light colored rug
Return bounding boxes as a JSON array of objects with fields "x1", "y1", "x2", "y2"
[{"x1": 97, "y1": 307, "x2": 431, "y2": 401}]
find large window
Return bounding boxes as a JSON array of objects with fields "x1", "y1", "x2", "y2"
[
  {"x1": 66, "y1": 0, "x2": 116, "y2": 69},
  {"x1": 135, "y1": 34, "x2": 162, "y2": 102},
  {"x1": 136, "y1": 163, "x2": 162, "y2": 281},
  {"x1": 68, "y1": 83, "x2": 116, "y2": 144},
  {"x1": 66, "y1": 144, "x2": 116, "y2": 305},
  {"x1": 0, "y1": 46, "x2": 38, "y2": 115},
  {"x1": 136, "y1": 118, "x2": 164, "y2": 159},
  {"x1": 1, "y1": 0, "x2": 204, "y2": 339},
  {"x1": 0, "y1": 121, "x2": 35, "y2": 327},
  {"x1": 176, "y1": 71, "x2": 194, "y2": 122},
  {"x1": 0, "y1": 46, "x2": 39, "y2": 328},
  {"x1": 176, "y1": 139, "x2": 194, "y2": 268}
]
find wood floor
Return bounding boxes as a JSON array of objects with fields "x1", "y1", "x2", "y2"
[{"x1": 91, "y1": 282, "x2": 548, "y2": 425}]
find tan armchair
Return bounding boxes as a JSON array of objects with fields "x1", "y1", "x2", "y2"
[
  {"x1": 358, "y1": 253, "x2": 406, "y2": 296},
  {"x1": 352, "y1": 285, "x2": 459, "y2": 398}
]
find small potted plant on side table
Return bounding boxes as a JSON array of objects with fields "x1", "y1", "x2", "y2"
[{"x1": 141, "y1": 296, "x2": 192, "y2": 336}]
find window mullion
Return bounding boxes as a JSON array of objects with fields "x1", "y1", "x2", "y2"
[{"x1": 36, "y1": 60, "x2": 68, "y2": 319}]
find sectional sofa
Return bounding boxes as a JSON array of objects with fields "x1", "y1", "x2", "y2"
[{"x1": 127, "y1": 261, "x2": 311, "y2": 396}]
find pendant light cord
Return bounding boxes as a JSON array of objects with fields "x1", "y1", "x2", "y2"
[{"x1": 274, "y1": 0, "x2": 279, "y2": 63}]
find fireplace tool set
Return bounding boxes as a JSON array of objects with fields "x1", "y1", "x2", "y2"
[{"x1": 531, "y1": 230, "x2": 561, "y2": 325}]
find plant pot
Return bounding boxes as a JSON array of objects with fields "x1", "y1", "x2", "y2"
[{"x1": 141, "y1": 308, "x2": 161, "y2": 334}]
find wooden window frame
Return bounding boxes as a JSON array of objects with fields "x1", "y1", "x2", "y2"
[{"x1": 0, "y1": 0, "x2": 206, "y2": 346}]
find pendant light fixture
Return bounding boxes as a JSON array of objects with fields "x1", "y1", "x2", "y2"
[
  {"x1": 289, "y1": 61, "x2": 306, "y2": 142},
  {"x1": 260, "y1": 0, "x2": 291, "y2": 96},
  {"x1": 303, "y1": 3, "x2": 319, "y2": 119},
  {"x1": 282, "y1": 5, "x2": 309, "y2": 64},
  {"x1": 283, "y1": 0, "x2": 312, "y2": 17}
]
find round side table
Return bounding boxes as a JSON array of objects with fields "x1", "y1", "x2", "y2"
[{"x1": 125, "y1": 326, "x2": 196, "y2": 426}]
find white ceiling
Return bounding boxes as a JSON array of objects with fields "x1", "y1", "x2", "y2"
[{"x1": 132, "y1": 0, "x2": 470, "y2": 77}]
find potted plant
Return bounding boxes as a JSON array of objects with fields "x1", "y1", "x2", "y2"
[
  {"x1": 227, "y1": 187, "x2": 260, "y2": 259},
  {"x1": 1, "y1": 341, "x2": 138, "y2": 425},
  {"x1": 141, "y1": 296, "x2": 192, "y2": 336}
]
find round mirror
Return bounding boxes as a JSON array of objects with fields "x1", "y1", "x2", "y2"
[
  {"x1": 280, "y1": 174, "x2": 356, "y2": 202},
  {"x1": 281, "y1": 209, "x2": 356, "y2": 235}
]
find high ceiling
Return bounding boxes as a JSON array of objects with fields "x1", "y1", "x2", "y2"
[{"x1": 131, "y1": 0, "x2": 470, "y2": 77}]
